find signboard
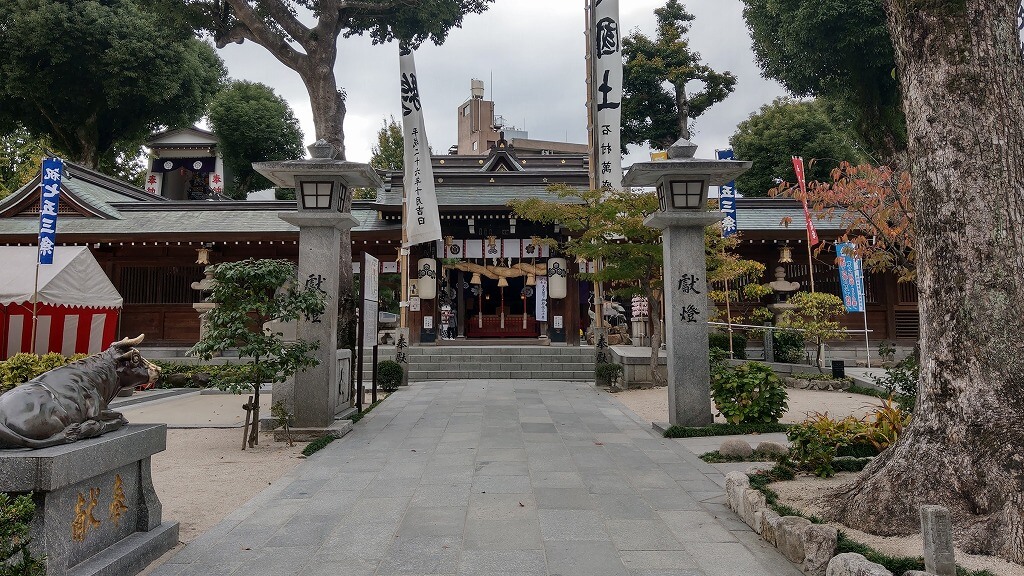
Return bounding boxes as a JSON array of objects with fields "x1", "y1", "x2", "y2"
[
  {"x1": 836, "y1": 242, "x2": 866, "y2": 313},
  {"x1": 553, "y1": 315, "x2": 564, "y2": 329},
  {"x1": 37, "y1": 158, "x2": 63, "y2": 265},
  {"x1": 361, "y1": 253, "x2": 380, "y2": 348},
  {"x1": 535, "y1": 276, "x2": 548, "y2": 322},
  {"x1": 409, "y1": 297, "x2": 421, "y2": 312},
  {"x1": 423, "y1": 316, "x2": 433, "y2": 330}
]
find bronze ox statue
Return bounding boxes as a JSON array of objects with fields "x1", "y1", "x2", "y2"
[{"x1": 0, "y1": 335, "x2": 160, "y2": 450}]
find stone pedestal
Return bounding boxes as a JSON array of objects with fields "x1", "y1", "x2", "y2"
[
  {"x1": 645, "y1": 211, "x2": 725, "y2": 427},
  {"x1": 279, "y1": 212, "x2": 357, "y2": 430},
  {"x1": 0, "y1": 424, "x2": 178, "y2": 576}
]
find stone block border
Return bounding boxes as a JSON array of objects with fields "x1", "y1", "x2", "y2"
[{"x1": 725, "y1": 471, "x2": 930, "y2": 576}]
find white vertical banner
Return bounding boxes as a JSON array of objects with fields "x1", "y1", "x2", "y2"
[
  {"x1": 399, "y1": 45, "x2": 442, "y2": 247},
  {"x1": 592, "y1": 0, "x2": 623, "y2": 190},
  {"x1": 535, "y1": 276, "x2": 549, "y2": 322}
]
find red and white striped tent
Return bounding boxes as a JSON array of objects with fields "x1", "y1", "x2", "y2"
[{"x1": 0, "y1": 246, "x2": 122, "y2": 359}]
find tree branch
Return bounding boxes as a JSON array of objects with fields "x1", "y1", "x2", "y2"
[{"x1": 222, "y1": 0, "x2": 304, "y2": 69}]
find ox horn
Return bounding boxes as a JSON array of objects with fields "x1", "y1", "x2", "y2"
[{"x1": 114, "y1": 334, "x2": 145, "y2": 349}]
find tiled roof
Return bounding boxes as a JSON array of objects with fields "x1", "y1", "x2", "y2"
[
  {"x1": 377, "y1": 184, "x2": 586, "y2": 208},
  {"x1": 731, "y1": 199, "x2": 846, "y2": 233},
  {"x1": 0, "y1": 208, "x2": 395, "y2": 237}
]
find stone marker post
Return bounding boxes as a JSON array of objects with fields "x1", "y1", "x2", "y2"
[
  {"x1": 254, "y1": 141, "x2": 383, "y2": 433},
  {"x1": 921, "y1": 505, "x2": 957, "y2": 576},
  {"x1": 623, "y1": 139, "x2": 751, "y2": 427}
]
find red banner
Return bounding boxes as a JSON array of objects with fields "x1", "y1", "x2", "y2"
[{"x1": 791, "y1": 156, "x2": 819, "y2": 246}]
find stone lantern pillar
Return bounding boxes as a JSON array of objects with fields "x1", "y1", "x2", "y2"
[
  {"x1": 623, "y1": 139, "x2": 751, "y2": 427},
  {"x1": 253, "y1": 141, "x2": 383, "y2": 432}
]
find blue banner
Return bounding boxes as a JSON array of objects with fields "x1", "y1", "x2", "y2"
[
  {"x1": 836, "y1": 242, "x2": 865, "y2": 312},
  {"x1": 716, "y1": 149, "x2": 738, "y2": 237},
  {"x1": 37, "y1": 158, "x2": 63, "y2": 265}
]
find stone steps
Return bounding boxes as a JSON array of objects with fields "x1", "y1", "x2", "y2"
[{"x1": 402, "y1": 345, "x2": 596, "y2": 382}]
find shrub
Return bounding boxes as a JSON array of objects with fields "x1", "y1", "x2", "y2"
[
  {"x1": 859, "y1": 398, "x2": 911, "y2": 452},
  {"x1": 872, "y1": 347, "x2": 919, "y2": 412},
  {"x1": 772, "y1": 330, "x2": 806, "y2": 364},
  {"x1": 708, "y1": 331, "x2": 747, "y2": 359},
  {"x1": 0, "y1": 492, "x2": 45, "y2": 575},
  {"x1": 150, "y1": 361, "x2": 248, "y2": 389},
  {"x1": 376, "y1": 360, "x2": 403, "y2": 392},
  {"x1": 711, "y1": 361, "x2": 788, "y2": 424},
  {"x1": 0, "y1": 352, "x2": 87, "y2": 395},
  {"x1": 787, "y1": 405, "x2": 908, "y2": 477},
  {"x1": 595, "y1": 362, "x2": 623, "y2": 386}
]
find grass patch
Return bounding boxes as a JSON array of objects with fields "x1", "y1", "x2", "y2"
[
  {"x1": 349, "y1": 398, "x2": 384, "y2": 423},
  {"x1": 700, "y1": 449, "x2": 787, "y2": 463},
  {"x1": 301, "y1": 435, "x2": 337, "y2": 456},
  {"x1": 663, "y1": 422, "x2": 791, "y2": 438}
]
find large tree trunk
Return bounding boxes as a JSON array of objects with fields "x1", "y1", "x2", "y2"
[
  {"x1": 673, "y1": 83, "x2": 691, "y2": 142},
  {"x1": 827, "y1": 1, "x2": 1024, "y2": 562},
  {"x1": 302, "y1": 71, "x2": 347, "y2": 160},
  {"x1": 647, "y1": 286, "x2": 665, "y2": 386}
]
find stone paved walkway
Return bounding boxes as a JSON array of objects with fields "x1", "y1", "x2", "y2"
[{"x1": 151, "y1": 380, "x2": 802, "y2": 576}]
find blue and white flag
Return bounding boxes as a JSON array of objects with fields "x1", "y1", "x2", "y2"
[
  {"x1": 37, "y1": 158, "x2": 63, "y2": 265},
  {"x1": 836, "y1": 242, "x2": 866, "y2": 313},
  {"x1": 399, "y1": 45, "x2": 442, "y2": 247},
  {"x1": 716, "y1": 149, "x2": 738, "y2": 237}
]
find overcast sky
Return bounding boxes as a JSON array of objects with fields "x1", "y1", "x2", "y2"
[{"x1": 212, "y1": 0, "x2": 788, "y2": 165}]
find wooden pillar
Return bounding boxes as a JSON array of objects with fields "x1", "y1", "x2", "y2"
[{"x1": 567, "y1": 260, "x2": 581, "y2": 346}]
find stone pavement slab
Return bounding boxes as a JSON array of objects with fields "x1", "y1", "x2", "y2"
[{"x1": 149, "y1": 379, "x2": 802, "y2": 576}]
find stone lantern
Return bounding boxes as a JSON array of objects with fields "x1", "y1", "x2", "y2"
[
  {"x1": 253, "y1": 141, "x2": 383, "y2": 433},
  {"x1": 623, "y1": 139, "x2": 751, "y2": 427}
]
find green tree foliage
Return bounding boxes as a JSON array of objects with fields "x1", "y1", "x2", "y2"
[
  {"x1": 512, "y1": 186, "x2": 667, "y2": 383},
  {"x1": 622, "y1": 0, "x2": 736, "y2": 151},
  {"x1": 0, "y1": 127, "x2": 48, "y2": 201},
  {"x1": 357, "y1": 115, "x2": 432, "y2": 200},
  {"x1": 370, "y1": 116, "x2": 405, "y2": 172},
  {"x1": 512, "y1": 187, "x2": 765, "y2": 385},
  {"x1": 208, "y1": 81, "x2": 304, "y2": 200},
  {"x1": 776, "y1": 291, "x2": 847, "y2": 372},
  {"x1": 0, "y1": 0, "x2": 227, "y2": 169},
  {"x1": 188, "y1": 259, "x2": 326, "y2": 449},
  {"x1": 0, "y1": 492, "x2": 45, "y2": 576},
  {"x1": 740, "y1": 0, "x2": 904, "y2": 160},
  {"x1": 729, "y1": 98, "x2": 868, "y2": 197}
]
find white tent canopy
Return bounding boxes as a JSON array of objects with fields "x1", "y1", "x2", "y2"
[{"x1": 0, "y1": 246, "x2": 122, "y2": 308}]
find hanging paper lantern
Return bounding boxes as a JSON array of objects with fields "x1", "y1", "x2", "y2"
[
  {"x1": 417, "y1": 258, "x2": 437, "y2": 299},
  {"x1": 548, "y1": 258, "x2": 568, "y2": 299}
]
